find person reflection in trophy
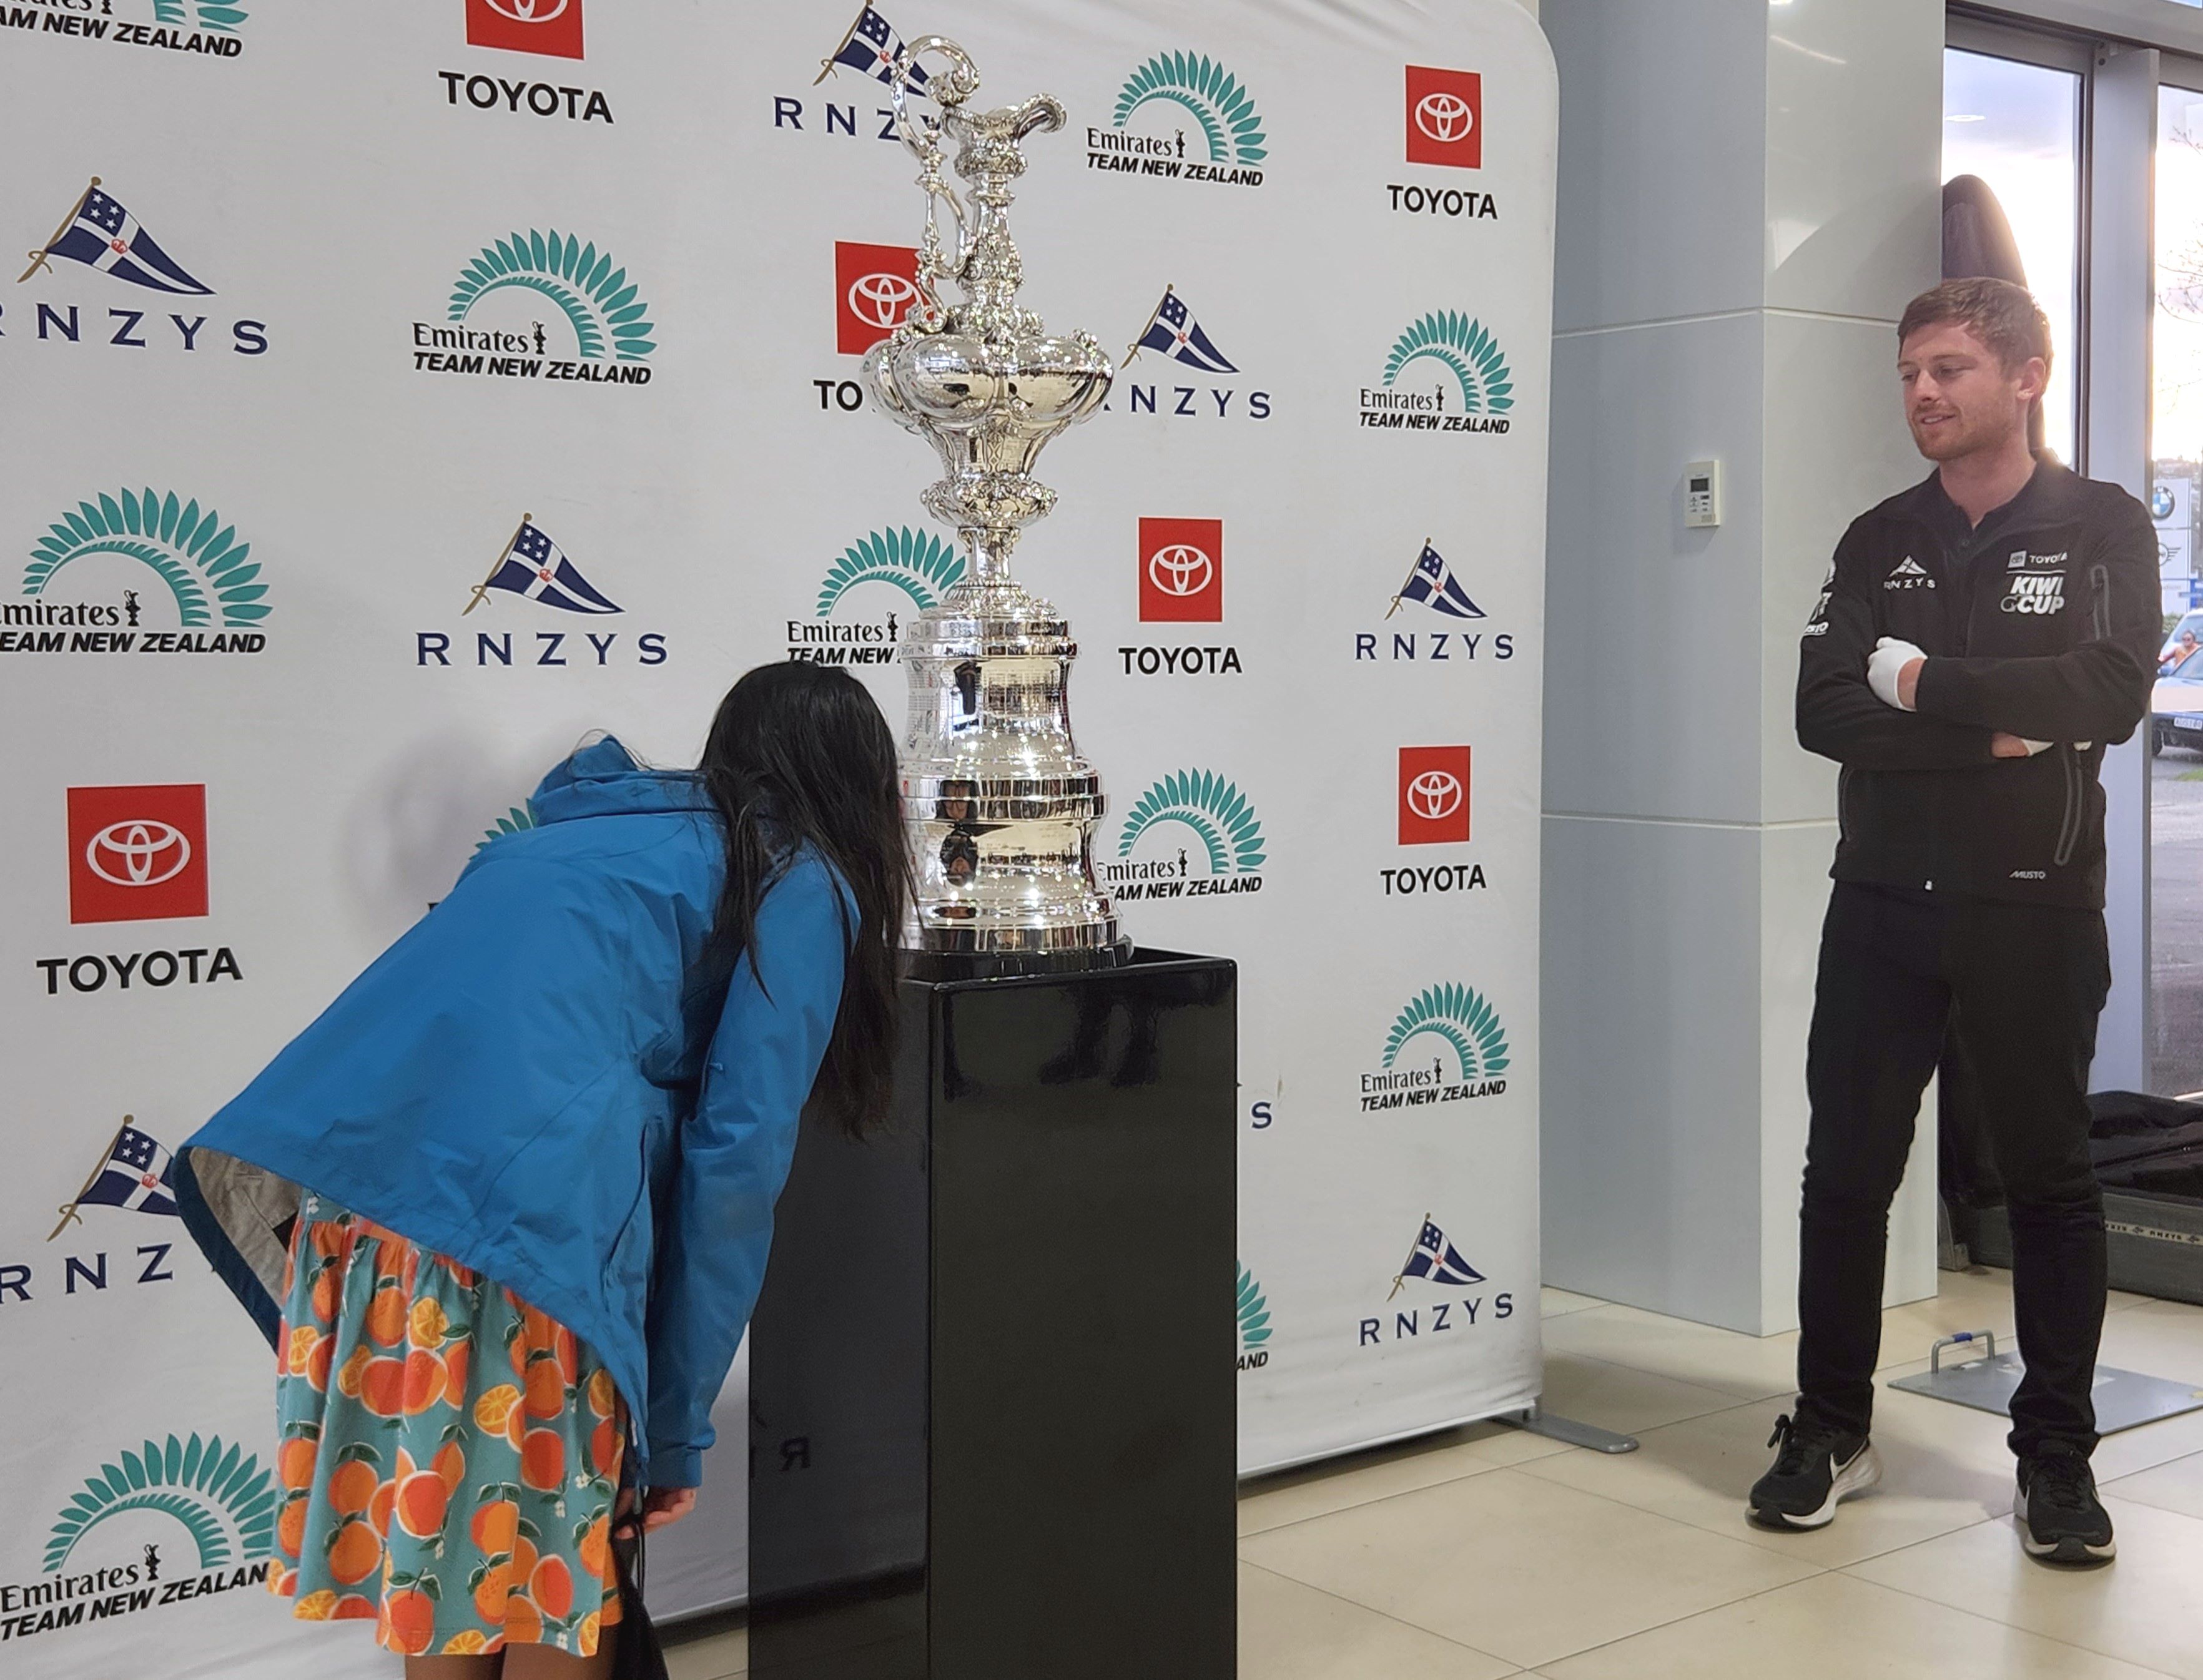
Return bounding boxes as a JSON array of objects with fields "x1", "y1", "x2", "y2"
[{"x1": 176, "y1": 664, "x2": 912, "y2": 1673}]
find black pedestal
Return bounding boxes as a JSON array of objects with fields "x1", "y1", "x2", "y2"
[{"x1": 747, "y1": 949, "x2": 1238, "y2": 1679}]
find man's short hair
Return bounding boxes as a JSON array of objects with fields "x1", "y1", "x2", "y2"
[{"x1": 1898, "y1": 277, "x2": 2053, "y2": 375}]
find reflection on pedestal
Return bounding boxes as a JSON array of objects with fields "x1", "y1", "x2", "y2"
[{"x1": 747, "y1": 950, "x2": 1238, "y2": 1679}]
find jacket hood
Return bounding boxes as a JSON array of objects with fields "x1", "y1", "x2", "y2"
[{"x1": 530, "y1": 736, "x2": 717, "y2": 825}]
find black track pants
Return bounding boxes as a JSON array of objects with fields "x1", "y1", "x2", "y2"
[{"x1": 1796, "y1": 882, "x2": 2111, "y2": 1459}]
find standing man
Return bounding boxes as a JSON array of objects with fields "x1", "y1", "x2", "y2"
[{"x1": 1752, "y1": 278, "x2": 2157, "y2": 1565}]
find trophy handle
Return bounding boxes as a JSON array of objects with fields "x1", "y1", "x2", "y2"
[{"x1": 890, "y1": 37, "x2": 976, "y2": 334}]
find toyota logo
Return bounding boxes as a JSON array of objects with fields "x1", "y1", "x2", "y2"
[
  {"x1": 1415, "y1": 91, "x2": 1475, "y2": 145},
  {"x1": 1148, "y1": 544, "x2": 1214, "y2": 597},
  {"x1": 1406, "y1": 770, "x2": 1464, "y2": 821},
  {"x1": 86, "y1": 820, "x2": 192, "y2": 888},
  {"x1": 486, "y1": 0, "x2": 569, "y2": 20},
  {"x1": 847, "y1": 272, "x2": 918, "y2": 331}
]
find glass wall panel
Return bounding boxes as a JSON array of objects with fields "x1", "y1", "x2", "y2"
[
  {"x1": 1942, "y1": 49, "x2": 2083, "y2": 463},
  {"x1": 2152, "y1": 82, "x2": 2203, "y2": 1093}
]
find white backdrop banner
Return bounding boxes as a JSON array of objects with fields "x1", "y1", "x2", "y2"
[{"x1": 0, "y1": 1, "x2": 1555, "y2": 1670}]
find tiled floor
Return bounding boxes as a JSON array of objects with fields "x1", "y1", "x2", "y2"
[{"x1": 661, "y1": 1270, "x2": 2203, "y2": 1678}]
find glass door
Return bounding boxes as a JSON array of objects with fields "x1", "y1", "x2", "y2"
[
  {"x1": 2155, "y1": 74, "x2": 2203, "y2": 1093},
  {"x1": 1943, "y1": 46, "x2": 2085, "y2": 462}
]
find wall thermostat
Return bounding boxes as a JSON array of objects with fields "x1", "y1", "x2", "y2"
[{"x1": 1684, "y1": 459, "x2": 1722, "y2": 529}]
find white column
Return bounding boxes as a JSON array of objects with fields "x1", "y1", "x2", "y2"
[{"x1": 1540, "y1": 0, "x2": 1944, "y2": 1332}]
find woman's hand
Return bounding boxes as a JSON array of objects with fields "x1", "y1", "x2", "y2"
[{"x1": 614, "y1": 1484, "x2": 698, "y2": 1537}]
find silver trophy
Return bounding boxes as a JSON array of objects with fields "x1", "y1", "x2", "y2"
[{"x1": 865, "y1": 37, "x2": 1122, "y2": 967}]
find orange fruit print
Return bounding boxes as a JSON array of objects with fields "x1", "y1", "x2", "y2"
[
  {"x1": 408, "y1": 1296, "x2": 448, "y2": 1350},
  {"x1": 403, "y1": 1347, "x2": 446, "y2": 1414},
  {"x1": 381, "y1": 1586, "x2": 435, "y2": 1656},
  {"x1": 590, "y1": 1417, "x2": 621, "y2": 1480},
  {"x1": 443, "y1": 1338, "x2": 470, "y2": 1401},
  {"x1": 325, "y1": 1518, "x2": 382, "y2": 1586},
  {"x1": 520, "y1": 1429, "x2": 566, "y2": 1492},
  {"x1": 366, "y1": 1282, "x2": 407, "y2": 1347},
  {"x1": 277, "y1": 1495, "x2": 308, "y2": 1559},
  {"x1": 326, "y1": 1458, "x2": 378, "y2": 1516},
  {"x1": 368, "y1": 1478, "x2": 396, "y2": 1538},
  {"x1": 523, "y1": 1355, "x2": 566, "y2": 1420},
  {"x1": 531, "y1": 1554, "x2": 575, "y2": 1620},
  {"x1": 470, "y1": 1496, "x2": 519, "y2": 1557},
  {"x1": 510, "y1": 1527, "x2": 540, "y2": 1587},
  {"x1": 504, "y1": 1593, "x2": 545, "y2": 1644},
  {"x1": 395, "y1": 1470, "x2": 450, "y2": 1540},
  {"x1": 432, "y1": 1438, "x2": 466, "y2": 1493},
  {"x1": 358, "y1": 1356, "x2": 407, "y2": 1418},
  {"x1": 473, "y1": 1383, "x2": 521, "y2": 1437},
  {"x1": 277, "y1": 1435, "x2": 317, "y2": 1491}
]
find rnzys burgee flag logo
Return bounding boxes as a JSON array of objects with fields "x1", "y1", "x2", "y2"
[
  {"x1": 46, "y1": 1432, "x2": 277, "y2": 1575},
  {"x1": 1088, "y1": 52, "x2": 1268, "y2": 187},
  {"x1": 791, "y1": 526, "x2": 965, "y2": 666},
  {"x1": 1361, "y1": 312, "x2": 1515, "y2": 435},
  {"x1": 1361, "y1": 982, "x2": 1511, "y2": 1109},
  {"x1": 6, "y1": 487, "x2": 269, "y2": 657},
  {"x1": 1106, "y1": 769, "x2": 1266, "y2": 900},
  {"x1": 414, "y1": 229, "x2": 656, "y2": 383}
]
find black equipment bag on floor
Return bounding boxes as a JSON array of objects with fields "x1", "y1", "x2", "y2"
[{"x1": 1971, "y1": 1091, "x2": 2203, "y2": 1305}]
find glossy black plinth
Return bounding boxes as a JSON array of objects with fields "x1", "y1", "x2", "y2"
[{"x1": 747, "y1": 948, "x2": 1238, "y2": 1680}]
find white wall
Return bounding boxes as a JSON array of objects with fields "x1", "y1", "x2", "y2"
[{"x1": 1540, "y1": 0, "x2": 1944, "y2": 1333}]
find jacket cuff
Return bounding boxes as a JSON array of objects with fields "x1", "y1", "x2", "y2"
[
  {"x1": 1911, "y1": 657, "x2": 1963, "y2": 724},
  {"x1": 643, "y1": 1443, "x2": 702, "y2": 1489}
]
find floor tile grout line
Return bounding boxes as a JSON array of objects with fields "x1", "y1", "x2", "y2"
[
  {"x1": 1238, "y1": 1558, "x2": 1524, "y2": 1674},
  {"x1": 1833, "y1": 1546, "x2": 2192, "y2": 1680},
  {"x1": 1253, "y1": 1544, "x2": 1836, "y2": 1677}
]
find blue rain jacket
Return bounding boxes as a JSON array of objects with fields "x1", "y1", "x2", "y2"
[{"x1": 177, "y1": 738, "x2": 849, "y2": 1487}]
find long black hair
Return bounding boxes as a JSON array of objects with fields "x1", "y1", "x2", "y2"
[{"x1": 698, "y1": 662, "x2": 907, "y2": 1136}]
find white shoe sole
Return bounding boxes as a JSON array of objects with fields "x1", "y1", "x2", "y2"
[
  {"x1": 1750, "y1": 1442, "x2": 1883, "y2": 1530},
  {"x1": 2014, "y1": 1486, "x2": 2117, "y2": 1564}
]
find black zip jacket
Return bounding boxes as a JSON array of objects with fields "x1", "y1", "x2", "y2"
[{"x1": 1796, "y1": 462, "x2": 2157, "y2": 909}]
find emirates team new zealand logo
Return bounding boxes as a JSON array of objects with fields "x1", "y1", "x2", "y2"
[
  {"x1": 1105, "y1": 769, "x2": 1266, "y2": 901},
  {"x1": 1361, "y1": 983, "x2": 1511, "y2": 1110},
  {"x1": 5, "y1": 487, "x2": 269, "y2": 656},
  {"x1": 1360, "y1": 312, "x2": 1514, "y2": 435},
  {"x1": 789, "y1": 526, "x2": 965, "y2": 666},
  {"x1": 17, "y1": 2, "x2": 249, "y2": 60},
  {"x1": 1236, "y1": 1262, "x2": 1272, "y2": 1372},
  {"x1": 1087, "y1": 51, "x2": 1267, "y2": 187},
  {"x1": 412, "y1": 230, "x2": 656, "y2": 385}
]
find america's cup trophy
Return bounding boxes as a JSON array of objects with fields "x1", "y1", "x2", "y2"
[{"x1": 865, "y1": 37, "x2": 1123, "y2": 968}]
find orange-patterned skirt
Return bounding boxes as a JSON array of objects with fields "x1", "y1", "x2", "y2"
[{"x1": 269, "y1": 1192, "x2": 628, "y2": 1658}]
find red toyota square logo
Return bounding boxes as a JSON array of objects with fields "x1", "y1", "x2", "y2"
[
  {"x1": 1399, "y1": 747, "x2": 1471, "y2": 845},
  {"x1": 67, "y1": 784, "x2": 208, "y2": 925},
  {"x1": 1138, "y1": 518, "x2": 1224, "y2": 622},
  {"x1": 466, "y1": 0, "x2": 584, "y2": 60},
  {"x1": 835, "y1": 241, "x2": 921, "y2": 356},
  {"x1": 1406, "y1": 66, "x2": 1482, "y2": 169}
]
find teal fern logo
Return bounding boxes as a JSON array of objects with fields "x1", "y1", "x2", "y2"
[
  {"x1": 1382, "y1": 313, "x2": 1514, "y2": 415},
  {"x1": 1113, "y1": 52, "x2": 1268, "y2": 167},
  {"x1": 1117, "y1": 769, "x2": 1266, "y2": 875},
  {"x1": 1383, "y1": 983, "x2": 1511, "y2": 1083},
  {"x1": 816, "y1": 527, "x2": 964, "y2": 616},
  {"x1": 1236, "y1": 1263, "x2": 1272, "y2": 1365},
  {"x1": 46, "y1": 1433, "x2": 276, "y2": 1574},
  {"x1": 475, "y1": 802, "x2": 538, "y2": 856},
  {"x1": 448, "y1": 231, "x2": 657, "y2": 361},
  {"x1": 25, "y1": 488, "x2": 267, "y2": 629},
  {"x1": 154, "y1": 0, "x2": 248, "y2": 31}
]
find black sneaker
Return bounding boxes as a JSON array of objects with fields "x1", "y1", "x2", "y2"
[
  {"x1": 1747, "y1": 1412, "x2": 1881, "y2": 1530},
  {"x1": 2015, "y1": 1448, "x2": 2116, "y2": 1565}
]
